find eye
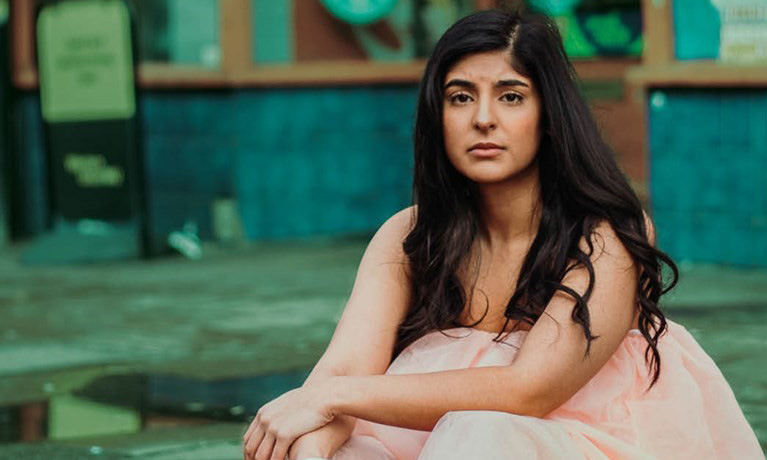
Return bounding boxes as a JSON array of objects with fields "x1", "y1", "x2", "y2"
[
  {"x1": 500, "y1": 92, "x2": 523, "y2": 104},
  {"x1": 448, "y1": 92, "x2": 473, "y2": 105}
]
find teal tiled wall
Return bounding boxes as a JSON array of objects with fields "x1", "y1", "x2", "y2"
[
  {"x1": 142, "y1": 87, "x2": 416, "y2": 247},
  {"x1": 138, "y1": 86, "x2": 416, "y2": 251},
  {"x1": 233, "y1": 88, "x2": 415, "y2": 239},
  {"x1": 648, "y1": 89, "x2": 767, "y2": 267},
  {"x1": 12, "y1": 86, "x2": 417, "y2": 250}
]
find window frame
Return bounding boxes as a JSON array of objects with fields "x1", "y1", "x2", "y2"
[{"x1": 10, "y1": 0, "x2": 646, "y2": 89}]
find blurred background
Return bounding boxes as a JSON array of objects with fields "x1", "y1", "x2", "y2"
[{"x1": 0, "y1": 0, "x2": 764, "y2": 458}]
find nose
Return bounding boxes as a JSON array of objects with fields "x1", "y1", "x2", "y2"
[{"x1": 472, "y1": 98, "x2": 497, "y2": 132}]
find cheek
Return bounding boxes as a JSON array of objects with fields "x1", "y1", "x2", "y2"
[
  {"x1": 442, "y1": 112, "x2": 464, "y2": 154},
  {"x1": 513, "y1": 110, "x2": 542, "y2": 151}
]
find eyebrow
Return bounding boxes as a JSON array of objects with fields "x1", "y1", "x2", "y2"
[{"x1": 444, "y1": 78, "x2": 530, "y2": 90}]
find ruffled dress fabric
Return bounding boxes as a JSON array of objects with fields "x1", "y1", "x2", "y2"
[{"x1": 332, "y1": 320, "x2": 764, "y2": 460}]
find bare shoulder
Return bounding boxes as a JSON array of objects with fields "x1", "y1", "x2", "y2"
[
  {"x1": 379, "y1": 206, "x2": 416, "y2": 239},
  {"x1": 579, "y1": 211, "x2": 655, "y2": 265},
  {"x1": 580, "y1": 220, "x2": 631, "y2": 266},
  {"x1": 364, "y1": 206, "x2": 416, "y2": 261}
]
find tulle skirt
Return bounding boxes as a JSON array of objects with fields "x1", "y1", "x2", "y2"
[{"x1": 331, "y1": 320, "x2": 764, "y2": 460}]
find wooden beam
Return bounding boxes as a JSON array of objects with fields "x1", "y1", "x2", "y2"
[
  {"x1": 219, "y1": 0, "x2": 253, "y2": 75},
  {"x1": 627, "y1": 61, "x2": 767, "y2": 87},
  {"x1": 16, "y1": 57, "x2": 641, "y2": 89},
  {"x1": 9, "y1": 0, "x2": 38, "y2": 89},
  {"x1": 135, "y1": 58, "x2": 640, "y2": 89},
  {"x1": 232, "y1": 60, "x2": 426, "y2": 86},
  {"x1": 573, "y1": 58, "x2": 640, "y2": 81},
  {"x1": 138, "y1": 63, "x2": 230, "y2": 89},
  {"x1": 641, "y1": 0, "x2": 674, "y2": 65}
]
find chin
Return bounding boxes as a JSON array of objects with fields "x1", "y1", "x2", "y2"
[
  {"x1": 459, "y1": 166, "x2": 520, "y2": 184},
  {"x1": 458, "y1": 157, "x2": 538, "y2": 185}
]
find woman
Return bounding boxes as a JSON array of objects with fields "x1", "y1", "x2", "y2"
[{"x1": 243, "y1": 9, "x2": 764, "y2": 460}]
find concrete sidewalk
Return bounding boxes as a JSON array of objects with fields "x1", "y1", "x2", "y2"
[{"x1": 0, "y1": 238, "x2": 764, "y2": 458}]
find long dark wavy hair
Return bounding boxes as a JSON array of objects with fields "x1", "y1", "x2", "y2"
[{"x1": 395, "y1": 9, "x2": 678, "y2": 386}]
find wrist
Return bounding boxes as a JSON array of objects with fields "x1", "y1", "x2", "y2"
[
  {"x1": 290, "y1": 415, "x2": 354, "y2": 459},
  {"x1": 325, "y1": 375, "x2": 355, "y2": 418}
]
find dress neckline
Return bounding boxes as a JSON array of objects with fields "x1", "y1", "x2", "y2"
[{"x1": 463, "y1": 326, "x2": 644, "y2": 337}]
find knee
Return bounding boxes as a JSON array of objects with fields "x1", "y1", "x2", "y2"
[
  {"x1": 432, "y1": 410, "x2": 519, "y2": 435},
  {"x1": 417, "y1": 411, "x2": 541, "y2": 460},
  {"x1": 333, "y1": 435, "x2": 395, "y2": 460}
]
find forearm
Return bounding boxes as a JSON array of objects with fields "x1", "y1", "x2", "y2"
[
  {"x1": 330, "y1": 366, "x2": 543, "y2": 431},
  {"x1": 294, "y1": 363, "x2": 357, "y2": 454},
  {"x1": 289, "y1": 415, "x2": 355, "y2": 459}
]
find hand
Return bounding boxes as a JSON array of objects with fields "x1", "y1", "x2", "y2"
[{"x1": 242, "y1": 382, "x2": 337, "y2": 460}]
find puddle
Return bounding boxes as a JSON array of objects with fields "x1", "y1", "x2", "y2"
[{"x1": 0, "y1": 369, "x2": 309, "y2": 444}]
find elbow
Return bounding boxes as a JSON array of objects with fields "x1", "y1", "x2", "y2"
[
  {"x1": 313, "y1": 362, "x2": 350, "y2": 378},
  {"x1": 525, "y1": 399, "x2": 557, "y2": 418},
  {"x1": 508, "y1": 383, "x2": 564, "y2": 418},
  {"x1": 510, "y1": 395, "x2": 551, "y2": 418},
  {"x1": 305, "y1": 361, "x2": 352, "y2": 386},
  {"x1": 312, "y1": 357, "x2": 383, "y2": 379}
]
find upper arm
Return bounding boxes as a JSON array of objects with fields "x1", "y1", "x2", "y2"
[
  {"x1": 314, "y1": 207, "x2": 415, "y2": 377},
  {"x1": 509, "y1": 221, "x2": 638, "y2": 416}
]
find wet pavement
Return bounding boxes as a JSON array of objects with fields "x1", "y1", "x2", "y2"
[{"x1": 0, "y1": 238, "x2": 765, "y2": 458}]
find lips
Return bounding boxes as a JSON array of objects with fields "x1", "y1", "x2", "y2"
[
  {"x1": 470, "y1": 142, "x2": 503, "y2": 150},
  {"x1": 468, "y1": 142, "x2": 505, "y2": 156}
]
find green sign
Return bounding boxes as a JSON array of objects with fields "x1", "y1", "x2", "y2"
[
  {"x1": 320, "y1": 0, "x2": 398, "y2": 25},
  {"x1": 37, "y1": 0, "x2": 135, "y2": 122}
]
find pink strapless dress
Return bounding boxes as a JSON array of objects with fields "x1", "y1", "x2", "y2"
[{"x1": 332, "y1": 320, "x2": 764, "y2": 460}]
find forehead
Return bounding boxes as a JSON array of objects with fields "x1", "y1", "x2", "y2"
[{"x1": 445, "y1": 51, "x2": 531, "y2": 86}]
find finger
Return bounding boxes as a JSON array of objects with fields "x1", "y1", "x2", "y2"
[
  {"x1": 270, "y1": 436, "x2": 291, "y2": 460},
  {"x1": 255, "y1": 432, "x2": 276, "y2": 460},
  {"x1": 244, "y1": 424, "x2": 266, "y2": 460},
  {"x1": 243, "y1": 413, "x2": 260, "y2": 441}
]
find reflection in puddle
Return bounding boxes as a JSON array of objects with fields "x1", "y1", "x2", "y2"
[{"x1": 0, "y1": 370, "x2": 309, "y2": 443}]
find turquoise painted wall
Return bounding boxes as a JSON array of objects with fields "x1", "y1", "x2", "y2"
[
  {"x1": 12, "y1": 86, "x2": 417, "y2": 251},
  {"x1": 649, "y1": 89, "x2": 767, "y2": 267}
]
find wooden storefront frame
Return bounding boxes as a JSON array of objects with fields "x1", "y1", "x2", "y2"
[
  {"x1": 10, "y1": 0, "x2": 650, "y2": 89},
  {"x1": 630, "y1": 0, "x2": 767, "y2": 87}
]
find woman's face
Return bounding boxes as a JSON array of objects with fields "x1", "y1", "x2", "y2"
[{"x1": 442, "y1": 50, "x2": 542, "y2": 184}]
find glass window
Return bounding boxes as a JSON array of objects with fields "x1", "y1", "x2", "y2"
[
  {"x1": 251, "y1": 0, "x2": 476, "y2": 65},
  {"x1": 130, "y1": 0, "x2": 220, "y2": 68},
  {"x1": 527, "y1": 0, "x2": 643, "y2": 58},
  {"x1": 252, "y1": 0, "x2": 293, "y2": 64},
  {"x1": 414, "y1": 0, "x2": 475, "y2": 57},
  {"x1": 0, "y1": 0, "x2": 8, "y2": 25}
]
